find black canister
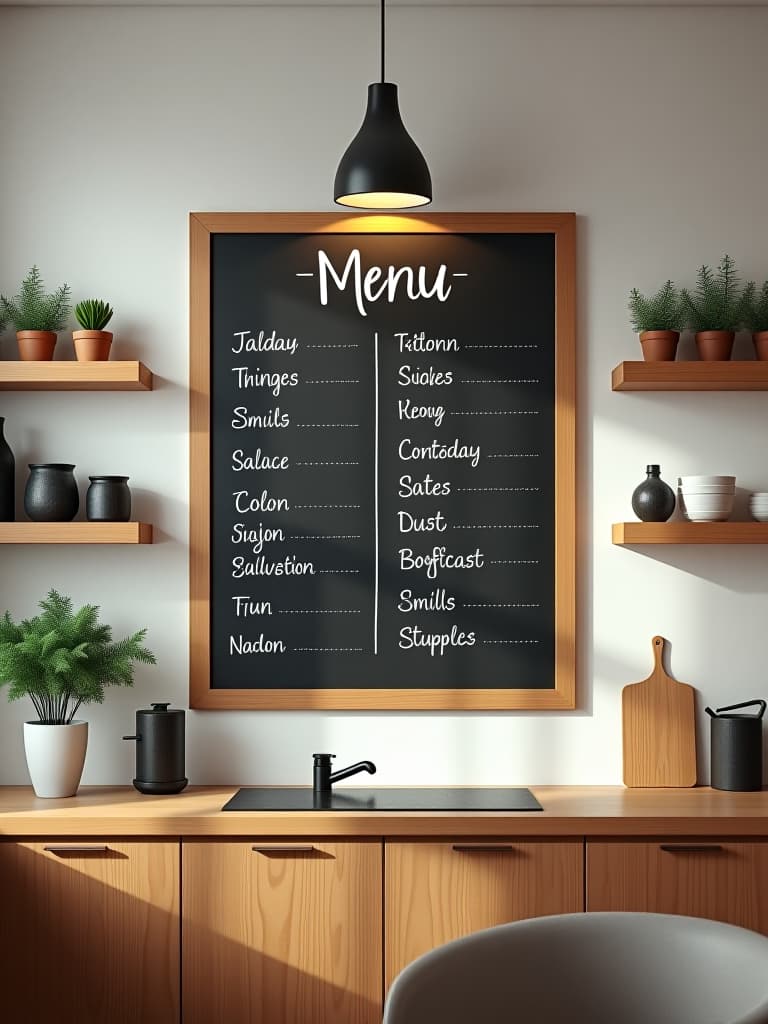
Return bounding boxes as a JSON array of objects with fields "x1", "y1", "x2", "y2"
[
  {"x1": 87, "y1": 476, "x2": 131, "y2": 522},
  {"x1": 708, "y1": 699, "x2": 766, "y2": 792},
  {"x1": 24, "y1": 463, "x2": 79, "y2": 521},
  {"x1": 123, "y1": 702, "x2": 188, "y2": 795},
  {"x1": 631, "y1": 464, "x2": 676, "y2": 522}
]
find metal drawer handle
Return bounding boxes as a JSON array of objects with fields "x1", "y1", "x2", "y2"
[
  {"x1": 43, "y1": 845, "x2": 110, "y2": 854},
  {"x1": 252, "y1": 845, "x2": 316, "y2": 853},
  {"x1": 452, "y1": 844, "x2": 519, "y2": 853},
  {"x1": 660, "y1": 844, "x2": 724, "y2": 853}
]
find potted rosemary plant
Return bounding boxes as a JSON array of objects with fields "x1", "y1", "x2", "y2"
[
  {"x1": 680, "y1": 255, "x2": 744, "y2": 361},
  {"x1": 73, "y1": 298, "x2": 114, "y2": 361},
  {"x1": 0, "y1": 266, "x2": 71, "y2": 361},
  {"x1": 740, "y1": 280, "x2": 768, "y2": 361},
  {"x1": 628, "y1": 280, "x2": 684, "y2": 360},
  {"x1": 0, "y1": 590, "x2": 156, "y2": 797}
]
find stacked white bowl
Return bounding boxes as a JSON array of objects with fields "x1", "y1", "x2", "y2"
[
  {"x1": 749, "y1": 492, "x2": 768, "y2": 522},
  {"x1": 678, "y1": 476, "x2": 735, "y2": 522}
]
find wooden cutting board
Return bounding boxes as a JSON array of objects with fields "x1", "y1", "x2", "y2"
[{"x1": 622, "y1": 636, "x2": 697, "y2": 787}]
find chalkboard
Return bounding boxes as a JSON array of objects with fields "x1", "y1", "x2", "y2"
[{"x1": 190, "y1": 213, "x2": 575, "y2": 710}]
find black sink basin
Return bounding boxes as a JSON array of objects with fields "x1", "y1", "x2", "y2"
[{"x1": 222, "y1": 787, "x2": 542, "y2": 812}]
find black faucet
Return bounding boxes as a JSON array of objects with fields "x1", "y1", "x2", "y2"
[{"x1": 313, "y1": 753, "x2": 376, "y2": 794}]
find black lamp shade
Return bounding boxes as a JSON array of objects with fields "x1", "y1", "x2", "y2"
[{"x1": 334, "y1": 82, "x2": 432, "y2": 209}]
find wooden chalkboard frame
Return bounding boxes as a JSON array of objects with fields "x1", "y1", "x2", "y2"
[{"x1": 190, "y1": 212, "x2": 576, "y2": 710}]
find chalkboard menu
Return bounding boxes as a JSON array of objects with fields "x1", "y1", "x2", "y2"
[{"x1": 190, "y1": 214, "x2": 575, "y2": 710}]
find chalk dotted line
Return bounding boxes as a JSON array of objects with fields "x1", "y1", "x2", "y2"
[
  {"x1": 296, "y1": 461, "x2": 359, "y2": 466},
  {"x1": 464, "y1": 344, "x2": 538, "y2": 349},
  {"x1": 293, "y1": 647, "x2": 364, "y2": 652},
  {"x1": 489, "y1": 559, "x2": 540, "y2": 565},
  {"x1": 450, "y1": 411, "x2": 539, "y2": 416},
  {"x1": 318, "y1": 570, "x2": 361, "y2": 574},
  {"x1": 463, "y1": 603, "x2": 540, "y2": 608},
  {"x1": 296, "y1": 423, "x2": 359, "y2": 428},
  {"x1": 457, "y1": 487, "x2": 540, "y2": 492},
  {"x1": 452, "y1": 524, "x2": 539, "y2": 530},
  {"x1": 482, "y1": 640, "x2": 541, "y2": 645},
  {"x1": 487, "y1": 453, "x2": 540, "y2": 458},
  {"x1": 459, "y1": 379, "x2": 540, "y2": 384},
  {"x1": 295, "y1": 504, "x2": 361, "y2": 509},
  {"x1": 278, "y1": 609, "x2": 361, "y2": 614},
  {"x1": 305, "y1": 379, "x2": 360, "y2": 384},
  {"x1": 306, "y1": 344, "x2": 359, "y2": 349}
]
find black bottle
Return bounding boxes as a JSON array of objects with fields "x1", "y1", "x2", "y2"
[
  {"x1": 123, "y1": 703, "x2": 188, "y2": 795},
  {"x1": 631, "y1": 465, "x2": 675, "y2": 522},
  {"x1": 0, "y1": 417, "x2": 15, "y2": 521}
]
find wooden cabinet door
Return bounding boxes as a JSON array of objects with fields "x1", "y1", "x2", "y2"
[
  {"x1": 0, "y1": 840, "x2": 179, "y2": 1024},
  {"x1": 587, "y1": 841, "x2": 768, "y2": 933},
  {"x1": 385, "y1": 840, "x2": 584, "y2": 987},
  {"x1": 182, "y1": 840, "x2": 382, "y2": 1024}
]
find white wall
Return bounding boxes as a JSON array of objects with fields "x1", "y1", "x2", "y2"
[{"x1": 1, "y1": 4, "x2": 767, "y2": 787}]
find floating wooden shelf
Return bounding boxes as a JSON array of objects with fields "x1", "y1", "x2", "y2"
[
  {"x1": 613, "y1": 522, "x2": 768, "y2": 545},
  {"x1": 0, "y1": 361, "x2": 153, "y2": 391},
  {"x1": 612, "y1": 361, "x2": 768, "y2": 392},
  {"x1": 0, "y1": 522, "x2": 153, "y2": 544}
]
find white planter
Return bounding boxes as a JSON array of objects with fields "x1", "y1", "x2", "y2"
[{"x1": 23, "y1": 721, "x2": 88, "y2": 798}]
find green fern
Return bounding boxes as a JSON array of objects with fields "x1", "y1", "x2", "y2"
[
  {"x1": 628, "y1": 280, "x2": 683, "y2": 333},
  {"x1": 75, "y1": 299, "x2": 113, "y2": 331},
  {"x1": 0, "y1": 590, "x2": 156, "y2": 724},
  {"x1": 680, "y1": 254, "x2": 744, "y2": 332},
  {"x1": 0, "y1": 266, "x2": 71, "y2": 332},
  {"x1": 740, "y1": 280, "x2": 768, "y2": 332}
]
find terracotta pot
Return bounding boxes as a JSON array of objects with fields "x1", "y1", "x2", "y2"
[
  {"x1": 695, "y1": 330, "x2": 735, "y2": 361},
  {"x1": 753, "y1": 332, "x2": 768, "y2": 361},
  {"x1": 16, "y1": 330, "x2": 57, "y2": 361},
  {"x1": 639, "y1": 331, "x2": 679, "y2": 361},
  {"x1": 73, "y1": 330, "x2": 113, "y2": 362}
]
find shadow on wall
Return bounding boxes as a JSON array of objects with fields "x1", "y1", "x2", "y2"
[{"x1": 0, "y1": 840, "x2": 384, "y2": 1024}]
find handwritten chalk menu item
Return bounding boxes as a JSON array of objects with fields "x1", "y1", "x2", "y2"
[{"x1": 190, "y1": 213, "x2": 576, "y2": 710}]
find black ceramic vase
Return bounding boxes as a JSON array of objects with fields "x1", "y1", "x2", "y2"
[
  {"x1": 24, "y1": 464, "x2": 79, "y2": 522},
  {"x1": 0, "y1": 417, "x2": 15, "y2": 522},
  {"x1": 86, "y1": 476, "x2": 131, "y2": 522},
  {"x1": 631, "y1": 464, "x2": 675, "y2": 522}
]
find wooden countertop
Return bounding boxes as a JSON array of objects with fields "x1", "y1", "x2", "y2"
[{"x1": 0, "y1": 786, "x2": 767, "y2": 838}]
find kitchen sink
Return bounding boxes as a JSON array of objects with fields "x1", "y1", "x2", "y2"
[{"x1": 222, "y1": 787, "x2": 542, "y2": 812}]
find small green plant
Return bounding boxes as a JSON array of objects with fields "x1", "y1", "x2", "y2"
[
  {"x1": 0, "y1": 590, "x2": 156, "y2": 724},
  {"x1": 0, "y1": 266, "x2": 71, "y2": 332},
  {"x1": 628, "y1": 280, "x2": 683, "y2": 333},
  {"x1": 740, "y1": 280, "x2": 768, "y2": 333},
  {"x1": 75, "y1": 299, "x2": 114, "y2": 331},
  {"x1": 680, "y1": 254, "x2": 744, "y2": 332}
]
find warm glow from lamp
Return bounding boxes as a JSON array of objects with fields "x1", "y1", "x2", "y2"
[{"x1": 335, "y1": 191, "x2": 432, "y2": 210}]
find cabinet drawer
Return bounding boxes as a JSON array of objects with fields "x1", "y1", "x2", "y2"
[
  {"x1": 0, "y1": 840, "x2": 179, "y2": 1024},
  {"x1": 182, "y1": 840, "x2": 382, "y2": 1024},
  {"x1": 587, "y1": 841, "x2": 768, "y2": 933},
  {"x1": 385, "y1": 840, "x2": 584, "y2": 987}
]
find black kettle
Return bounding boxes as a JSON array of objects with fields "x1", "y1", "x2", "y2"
[
  {"x1": 123, "y1": 702, "x2": 188, "y2": 795},
  {"x1": 706, "y1": 699, "x2": 766, "y2": 792}
]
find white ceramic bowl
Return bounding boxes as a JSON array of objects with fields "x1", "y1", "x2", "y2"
[
  {"x1": 751, "y1": 511, "x2": 768, "y2": 522},
  {"x1": 679, "y1": 475, "x2": 736, "y2": 487},
  {"x1": 679, "y1": 484, "x2": 735, "y2": 495},
  {"x1": 683, "y1": 510, "x2": 733, "y2": 522}
]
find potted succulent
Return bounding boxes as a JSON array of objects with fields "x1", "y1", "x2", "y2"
[
  {"x1": 740, "y1": 280, "x2": 768, "y2": 361},
  {"x1": 0, "y1": 266, "x2": 71, "y2": 361},
  {"x1": 680, "y1": 254, "x2": 744, "y2": 361},
  {"x1": 628, "y1": 280, "x2": 684, "y2": 361},
  {"x1": 73, "y1": 298, "x2": 114, "y2": 361},
  {"x1": 0, "y1": 590, "x2": 156, "y2": 798}
]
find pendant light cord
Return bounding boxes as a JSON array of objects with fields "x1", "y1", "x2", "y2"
[{"x1": 380, "y1": 0, "x2": 386, "y2": 82}]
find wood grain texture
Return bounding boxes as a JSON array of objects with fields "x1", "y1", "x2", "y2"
[
  {"x1": 0, "y1": 840, "x2": 179, "y2": 1023},
  {"x1": 189, "y1": 211, "x2": 577, "y2": 710},
  {"x1": 182, "y1": 840, "x2": 382, "y2": 1024},
  {"x1": 2, "y1": 786, "x2": 768, "y2": 838},
  {"x1": 613, "y1": 522, "x2": 768, "y2": 545},
  {"x1": 612, "y1": 360, "x2": 768, "y2": 391},
  {"x1": 622, "y1": 636, "x2": 697, "y2": 788},
  {"x1": 385, "y1": 841, "x2": 583, "y2": 987},
  {"x1": 587, "y1": 841, "x2": 768, "y2": 933},
  {"x1": 0, "y1": 522, "x2": 152, "y2": 544},
  {"x1": 0, "y1": 360, "x2": 152, "y2": 390}
]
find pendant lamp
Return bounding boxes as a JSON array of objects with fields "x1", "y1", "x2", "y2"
[{"x1": 334, "y1": 0, "x2": 432, "y2": 209}]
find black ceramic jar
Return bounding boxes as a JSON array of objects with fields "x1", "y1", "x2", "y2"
[
  {"x1": 123, "y1": 703, "x2": 188, "y2": 795},
  {"x1": 631, "y1": 465, "x2": 675, "y2": 522},
  {"x1": 86, "y1": 476, "x2": 131, "y2": 522},
  {"x1": 24, "y1": 464, "x2": 79, "y2": 522}
]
